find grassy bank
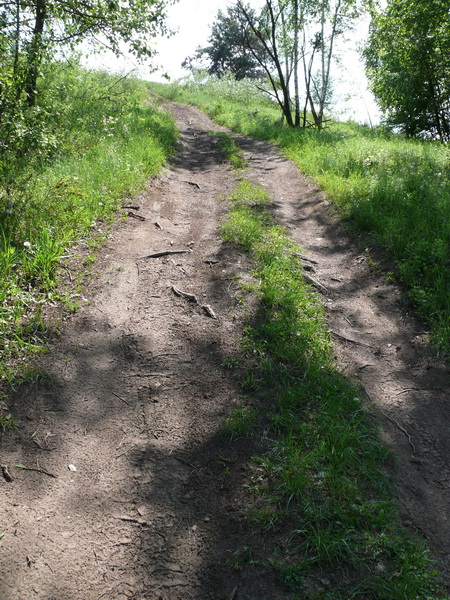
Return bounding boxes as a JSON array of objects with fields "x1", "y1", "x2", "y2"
[
  {"x1": 0, "y1": 64, "x2": 177, "y2": 402},
  {"x1": 149, "y1": 77, "x2": 450, "y2": 358},
  {"x1": 215, "y1": 135, "x2": 446, "y2": 597}
]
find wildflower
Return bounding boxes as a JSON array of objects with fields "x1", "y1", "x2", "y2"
[{"x1": 23, "y1": 241, "x2": 31, "y2": 248}]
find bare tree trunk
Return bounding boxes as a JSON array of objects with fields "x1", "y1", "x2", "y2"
[
  {"x1": 316, "y1": 0, "x2": 341, "y2": 128},
  {"x1": 13, "y1": 0, "x2": 20, "y2": 77},
  {"x1": 24, "y1": 0, "x2": 47, "y2": 106},
  {"x1": 302, "y1": 31, "x2": 318, "y2": 128},
  {"x1": 293, "y1": 0, "x2": 300, "y2": 126},
  {"x1": 239, "y1": 0, "x2": 294, "y2": 126}
]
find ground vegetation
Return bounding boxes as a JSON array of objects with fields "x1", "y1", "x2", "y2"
[{"x1": 0, "y1": 64, "x2": 177, "y2": 389}]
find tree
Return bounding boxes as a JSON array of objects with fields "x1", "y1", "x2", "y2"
[
  {"x1": 237, "y1": 0, "x2": 361, "y2": 128},
  {"x1": 238, "y1": 0, "x2": 296, "y2": 125},
  {"x1": 303, "y1": 0, "x2": 360, "y2": 128},
  {"x1": 0, "y1": 0, "x2": 175, "y2": 105},
  {"x1": 182, "y1": 4, "x2": 265, "y2": 80},
  {"x1": 364, "y1": 0, "x2": 450, "y2": 142}
]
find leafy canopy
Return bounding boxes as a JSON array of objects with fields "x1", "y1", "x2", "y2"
[
  {"x1": 183, "y1": 3, "x2": 265, "y2": 80},
  {"x1": 364, "y1": 0, "x2": 450, "y2": 141}
]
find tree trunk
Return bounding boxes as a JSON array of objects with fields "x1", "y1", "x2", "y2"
[
  {"x1": 24, "y1": 0, "x2": 47, "y2": 106},
  {"x1": 293, "y1": 0, "x2": 300, "y2": 126},
  {"x1": 13, "y1": 0, "x2": 20, "y2": 77},
  {"x1": 239, "y1": 0, "x2": 294, "y2": 127}
]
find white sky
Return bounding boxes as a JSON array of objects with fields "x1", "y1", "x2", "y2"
[{"x1": 83, "y1": 0, "x2": 380, "y2": 124}]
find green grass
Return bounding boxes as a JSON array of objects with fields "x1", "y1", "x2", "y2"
[
  {"x1": 209, "y1": 131, "x2": 247, "y2": 170},
  {"x1": 150, "y1": 77, "x2": 450, "y2": 358},
  {"x1": 219, "y1": 175, "x2": 447, "y2": 598},
  {"x1": 221, "y1": 404, "x2": 259, "y2": 439},
  {"x1": 0, "y1": 64, "x2": 177, "y2": 384}
]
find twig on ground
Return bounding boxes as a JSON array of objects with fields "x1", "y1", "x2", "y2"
[
  {"x1": 126, "y1": 372, "x2": 174, "y2": 378},
  {"x1": 202, "y1": 304, "x2": 217, "y2": 319},
  {"x1": 331, "y1": 330, "x2": 374, "y2": 348},
  {"x1": 139, "y1": 250, "x2": 192, "y2": 259},
  {"x1": 174, "y1": 456, "x2": 198, "y2": 471},
  {"x1": 113, "y1": 391, "x2": 131, "y2": 406},
  {"x1": 172, "y1": 286, "x2": 198, "y2": 303},
  {"x1": 15, "y1": 464, "x2": 57, "y2": 478},
  {"x1": 302, "y1": 272, "x2": 330, "y2": 293},
  {"x1": 185, "y1": 181, "x2": 201, "y2": 189},
  {"x1": 174, "y1": 518, "x2": 183, "y2": 533},
  {"x1": 394, "y1": 388, "x2": 438, "y2": 395},
  {"x1": 379, "y1": 409, "x2": 416, "y2": 454},
  {"x1": 127, "y1": 212, "x2": 145, "y2": 221},
  {"x1": 297, "y1": 253, "x2": 318, "y2": 264}
]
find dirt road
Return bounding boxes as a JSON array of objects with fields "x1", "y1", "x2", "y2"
[{"x1": 0, "y1": 102, "x2": 449, "y2": 599}]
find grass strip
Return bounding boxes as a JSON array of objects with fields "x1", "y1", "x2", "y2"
[
  {"x1": 0, "y1": 68, "x2": 177, "y2": 394},
  {"x1": 221, "y1": 176, "x2": 447, "y2": 599}
]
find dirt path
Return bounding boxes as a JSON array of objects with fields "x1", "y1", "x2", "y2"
[
  {"x1": 1, "y1": 103, "x2": 449, "y2": 598},
  {"x1": 236, "y1": 136, "x2": 450, "y2": 576}
]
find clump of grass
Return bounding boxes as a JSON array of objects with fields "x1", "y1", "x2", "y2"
[
  {"x1": 160, "y1": 76, "x2": 449, "y2": 358},
  {"x1": 0, "y1": 400, "x2": 18, "y2": 432},
  {"x1": 221, "y1": 178, "x2": 447, "y2": 599},
  {"x1": 209, "y1": 132, "x2": 247, "y2": 170},
  {"x1": 222, "y1": 404, "x2": 259, "y2": 440}
]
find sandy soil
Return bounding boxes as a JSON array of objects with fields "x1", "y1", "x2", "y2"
[{"x1": 0, "y1": 102, "x2": 449, "y2": 599}]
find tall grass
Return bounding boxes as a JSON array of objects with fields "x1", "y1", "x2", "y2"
[
  {"x1": 150, "y1": 77, "x2": 450, "y2": 357},
  {"x1": 0, "y1": 63, "x2": 177, "y2": 383}
]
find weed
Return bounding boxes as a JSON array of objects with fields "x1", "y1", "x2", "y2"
[
  {"x1": 209, "y1": 132, "x2": 246, "y2": 170},
  {"x1": 222, "y1": 404, "x2": 259, "y2": 439},
  {"x1": 221, "y1": 357, "x2": 240, "y2": 370},
  {"x1": 0, "y1": 399, "x2": 18, "y2": 431},
  {"x1": 228, "y1": 545, "x2": 254, "y2": 569},
  {"x1": 13, "y1": 367, "x2": 53, "y2": 389}
]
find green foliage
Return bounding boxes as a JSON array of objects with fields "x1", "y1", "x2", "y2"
[
  {"x1": 221, "y1": 177, "x2": 447, "y2": 599},
  {"x1": 364, "y1": 0, "x2": 450, "y2": 142},
  {"x1": 167, "y1": 77, "x2": 450, "y2": 357},
  {"x1": 183, "y1": 3, "x2": 265, "y2": 80},
  {"x1": 0, "y1": 64, "x2": 177, "y2": 382},
  {"x1": 0, "y1": 0, "x2": 173, "y2": 76}
]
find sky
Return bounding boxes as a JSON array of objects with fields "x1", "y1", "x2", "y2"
[{"x1": 83, "y1": 0, "x2": 380, "y2": 125}]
